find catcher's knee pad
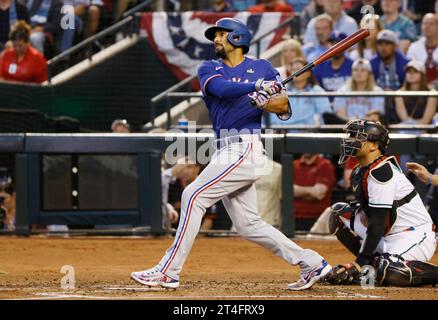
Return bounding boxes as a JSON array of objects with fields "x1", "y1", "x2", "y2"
[
  {"x1": 329, "y1": 202, "x2": 361, "y2": 256},
  {"x1": 329, "y1": 202, "x2": 359, "y2": 233}
]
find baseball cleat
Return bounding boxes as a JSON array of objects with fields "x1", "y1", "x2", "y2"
[
  {"x1": 131, "y1": 267, "x2": 179, "y2": 289},
  {"x1": 288, "y1": 260, "x2": 332, "y2": 291}
]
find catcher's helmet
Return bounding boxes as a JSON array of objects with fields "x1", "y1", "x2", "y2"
[
  {"x1": 204, "y1": 18, "x2": 251, "y2": 54},
  {"x1": 338, "y1": 119, "x2": 390, "y2": 165}
]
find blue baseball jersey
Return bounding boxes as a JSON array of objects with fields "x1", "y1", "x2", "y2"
[
  {"x1": 313, "y1": 58, "x2": 353, "y2": 92},
  {"x1": 197, "y1": 57, "x2": 281, "y2": 138}
]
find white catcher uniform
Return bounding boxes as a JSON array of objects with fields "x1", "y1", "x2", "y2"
[{"x1": 343, "y1": 156, "x2": 437, "y2": 262}]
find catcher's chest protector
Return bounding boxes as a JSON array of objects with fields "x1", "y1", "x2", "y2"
[
  {"x1": 350, "y1": 156, "x2": 389, "y2": 213},
  {"x1": 350, "y1": 156, "x2": 400, "y2": 234}
]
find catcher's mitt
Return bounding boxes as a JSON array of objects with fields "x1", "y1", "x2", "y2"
[{"x1": 323, "y1": 262, "x2": 361, "y2": 285}]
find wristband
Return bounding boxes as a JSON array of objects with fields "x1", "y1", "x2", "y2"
[{"x1": 428, "y1": 174, "x2": 433, "y2": 186}]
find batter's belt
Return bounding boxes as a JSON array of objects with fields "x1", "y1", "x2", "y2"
[{"x1": 215, "y1": 134, "x2": 261, "y2": 149}]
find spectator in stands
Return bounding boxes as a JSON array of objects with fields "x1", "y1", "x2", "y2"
[
  {"x1": 371, "y1": 29, "x2": 409, "y2": 91},
  {"x1": 60, "y1": 0, "x2": 103, "y2": 52},
  {"x1": 269, "y1": 57, "x2": 331, "y2": 126},
  {"x1": 334, "y1": 58, "x2": 384, "y2": 121},
  {"x1": 406, "y1": 162, "x2": 438, "y2": 186},
  {"x1": 285, "y1": 0, "x2": 309, "y2": 13},
  {"x1": 300, "y1": 0, "x2": 324, "y2": 35},
  {"x1": 314, "y1": 31, "x2": 353, "y2": 95},
  {"x1": 395, "y1": 60, "x2": 437, "y2": 125},
  {"x1": 25, "y1": 0, "x2": 63, "y2": 55},
  {"x1": 276, "y1": 38, "x2": 304, "y2": 80},
  {"x1": 111, "y1": 119, "x2": 131, "y2": 133},
  {"x1": 0, "y1": 21, "x2": 47, "y2": 83},
  {"x1": 303, "y1": 0, "x2": 357, "y2": 44},
  {"x1": 209, "y1": 0, "x2": 235, "y2": 12},
  {"x1": 161, "y1": 158, "x2": 193, "y2": 232},
  {"x1": 395, "y1": 60, "x2": 437, "y2": 171},
  {"x1": 407, "y1": 14, "x2": 438, "y2": 86},
  {"x1": 406, "y1": 161, "x2": 438, "y2": 226},
  {"x1": 347, "y1": 0, "x2": 382, "y2": 24},
  {"x1": 349, "y1": 14, "x2": 383, "y2": 60},
  {"x1": 228, "y1": 0, "x2": 255, "y2": 11},
  {"x1": 293, "y1": 153, "x2": 335, "y2": 231},
  {"x1": 364, "y1": 109, "x2": 386, "y2": 123},
  {"x1": 115, "y1": 0, "x2": 137, "y2": 21},
  {"x1": 404, "y1": 0, "x2": 436, "y2": 32},
  {"x1": 0, "y1": 182, "x2": 15, "y2": 232},
  {"x1": 248, "y1": 0, "x2": 293, "y2": 13},
  {"x1": 380, "y1": 0, "x2": 417, "y2": 53},
  {"x1": 302, "y1": 13, "x2": 332, "y2": 62},
  {"x1": 0, "y1": 0, "x2": 30, "y2": 50},
  {"x1": 166, "y1": 157, "x2": 217, "y2": 231},
  {"x1": 254, "y1": 158, "x2": 282, "y2": 229}
]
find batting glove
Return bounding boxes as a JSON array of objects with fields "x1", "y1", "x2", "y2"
[
  {"x1": 255, "y1": 79, "x2": 283, "y2": 96},
  {"x1": 248, "y1": 90, "x2": 270, "y2": 110}
]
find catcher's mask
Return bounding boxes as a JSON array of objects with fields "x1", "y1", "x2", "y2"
[{"x1": 338, "y1": 119, "x2": 390, "y2": 165}]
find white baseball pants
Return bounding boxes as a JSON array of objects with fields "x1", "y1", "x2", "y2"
[{"x1": 340, "y1": 211, "x2": 437, "y2": 262}]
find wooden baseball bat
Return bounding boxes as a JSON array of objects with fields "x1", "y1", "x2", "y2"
[{"x1": 281, "y1": 28, "x2": 370, "y2": 85}]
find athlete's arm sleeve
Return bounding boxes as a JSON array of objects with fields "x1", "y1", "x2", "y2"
[
  {"x1": 197, "y1": 61, "x2": 256, "y2": 98},
  {"x1": 356, "y1": 207, "x2": 389, "y2": 266},
  {"x1": 355, "y1": 177, "x2": 396, "y2": 266}
]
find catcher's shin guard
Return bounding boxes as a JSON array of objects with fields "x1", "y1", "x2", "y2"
[
  {"x1": 376, "y1": 254, "x2": 438, "y2": 287},
  {"x1": 408, "y1": 260, "x2": 438, "y2": 286},
  {"x1": 334, "y1": 225, "x2": 361, "y2": 256}
]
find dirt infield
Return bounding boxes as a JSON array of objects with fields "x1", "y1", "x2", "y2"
[{"x1": 0, "y1": 236, "x2": 437, "y2": 300}]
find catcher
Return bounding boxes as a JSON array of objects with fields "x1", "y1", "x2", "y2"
[{"x1": 324, "y1": 119, "x2": 438, "y2": 286}]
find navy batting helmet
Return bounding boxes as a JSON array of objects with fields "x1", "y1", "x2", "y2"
[{"x1": 204, "y1": 18, "x2": 251, "y2": 54}]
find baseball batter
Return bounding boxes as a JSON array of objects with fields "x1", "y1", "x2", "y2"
[
  {"x1": 325, "y1": 119, "x2": 438, "y2": 286},
  {"x1": 131, "y1": 18, "x2": 332, "y2": 290}
]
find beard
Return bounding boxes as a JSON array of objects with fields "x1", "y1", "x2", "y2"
[{"x1": 215, "y1": 46, "x2": 227, "y2": 59}]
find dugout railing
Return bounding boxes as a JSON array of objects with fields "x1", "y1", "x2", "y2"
[{"x1": 1, "y1": 132, "x2": 436, "y2": 238}]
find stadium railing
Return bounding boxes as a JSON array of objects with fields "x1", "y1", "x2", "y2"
[
  {"x1": 47, "y1": 0, "x2": 156, "y2": 80},
  {"x1": 154, "y1": 91, "x2": 438, "y2": 130}
]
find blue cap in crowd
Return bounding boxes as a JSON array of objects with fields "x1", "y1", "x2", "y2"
[{"x1": 328, "y1": 31, "x2": 348, "y2": 43}]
